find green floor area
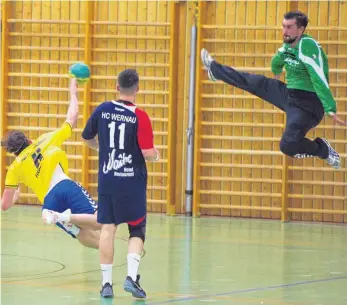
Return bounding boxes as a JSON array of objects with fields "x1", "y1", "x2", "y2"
[{"x1": 1, "y1": 205, "x2": 347, "y2": 305}]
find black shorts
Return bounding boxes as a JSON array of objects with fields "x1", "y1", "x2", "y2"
[{"x1": 97, "y1": 189, "x2": 147, "y2": 225}]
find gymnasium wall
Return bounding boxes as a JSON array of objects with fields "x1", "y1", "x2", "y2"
[
  {"x1": 194, "y1": 0, "x2": 347, "y2": 223},
  {"x1": 1, "y1": 0, "x2": 180, "y2": 216},
  {"x1": 194, "y1": 0, "x2": 288, "y2": 221},
  {"x1": 1, "y1": 1, "x2": 346, "y2": 222}
]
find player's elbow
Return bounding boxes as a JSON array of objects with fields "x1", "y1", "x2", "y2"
[
  {"x1": 142, "y1": 148, "x2": 160, "y2": 162},
  {"x1": 83, "y1": 138, "x2": 98, "y2": 151},
  {"x1": 82, "y1": 137, "x2": 91, "y2": 146}
]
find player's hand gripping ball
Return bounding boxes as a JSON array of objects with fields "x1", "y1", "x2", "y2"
[{"x1": 69, "y1": 62, "x2": 90, "y2": 85}]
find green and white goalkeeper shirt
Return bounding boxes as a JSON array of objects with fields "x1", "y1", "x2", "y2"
[{"x1": 271, "y1": 34, "x2": 336, "y2": 113}]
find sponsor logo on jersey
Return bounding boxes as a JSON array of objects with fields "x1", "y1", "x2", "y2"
[
  {"x1": 284, "y1": 57, "x2": 300, "y2": 66},
  {"x1": 103, "y1": 148, "x2": 134, "y2": 177}
]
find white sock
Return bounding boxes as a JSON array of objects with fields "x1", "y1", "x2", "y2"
[
  {"x1": 57, "y1": 209, "x2": 71, "y2": 222},
  {"x1": 127, "y1": 253, "x2": 141, "y2": 281},
  {"x1": 101, "y1": 264, "x2": 113, "y2": 285}
]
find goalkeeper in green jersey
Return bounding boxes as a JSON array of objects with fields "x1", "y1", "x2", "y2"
[{"x1": 201, "y1": 11, "x2": 346, "y2": 169}]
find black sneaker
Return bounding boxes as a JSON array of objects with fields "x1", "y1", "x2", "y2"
[
  {"x1": 123, "y1": 275, "x2": 146, "y2": 299},
  {"x1": 100, "y1": 282, "x2": 114, "y2": 298}
]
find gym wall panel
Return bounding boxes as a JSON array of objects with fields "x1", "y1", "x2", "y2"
[
  {"x1": 2, "y1": 1, "x2": 346, "y2": 222},
  {"x1": 287, "y1": 1, "x2": 347, "y2": 223},
  {"x1": 194, "y1": 0, "x2": 289, "y2": 220},
  {"x1": 1, "y1": 0, "x2": 179, "y2": 214},
  {"x1": 89, "y1": 0, "x2": 179, "y2": 214},
  {"x1": 193, "y1": 0, "x2": 346, "y2": 222}
]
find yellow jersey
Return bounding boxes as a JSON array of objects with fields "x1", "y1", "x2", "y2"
[{"x1": 5, "y1": 122, "x2": 73, "y2": 203}]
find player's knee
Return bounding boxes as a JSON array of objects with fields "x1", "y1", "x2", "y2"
[
  {"x1": 280, "y1": 130, "x2": 304, "y2": 157},
  {"x1": 280, "y1": 123, "x2": 307, "y2": 157},
  {"x1": 128, "y1": 224, "x2": 146, "y2": 243},
  {"x1": 279, "y1": 139, "x2": 297, "y2": 157}
]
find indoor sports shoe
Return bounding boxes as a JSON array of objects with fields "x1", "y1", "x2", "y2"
[
  {"x1": 201, "y1": 48, "x2": 217, "y2": 81},
  {"x1": 42, "y1": 208, "x2": 71, "y2": 225},
  {"x1": 59, "y1": 222, "x2": 81, "y2": 237},
  {"x1": 321, "y1": 138, "x2": 341, "y2": 169},
  {"x1": 123, "y1": 275, "x2": 146, "y2": 299},
  {"x1": 100, "y1": 282, "x2": 114, "y2": 298}
]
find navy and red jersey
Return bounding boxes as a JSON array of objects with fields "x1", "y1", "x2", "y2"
[{"x1": 82, "y1": 100, "x2": 154, "y2": 195}]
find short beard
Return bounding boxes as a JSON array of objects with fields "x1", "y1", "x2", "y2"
[{"x1": 283, "y1": 36, "x2": 297, "y2": 44}]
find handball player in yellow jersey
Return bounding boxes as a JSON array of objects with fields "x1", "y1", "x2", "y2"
[{"x1": 1, "y1": 79, "x2": 101, "y2": 249}]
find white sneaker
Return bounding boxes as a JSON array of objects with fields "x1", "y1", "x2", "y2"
[
  {"x1": 61, "y1": 222, "x2": 80, "y2": 237},
  {"x1": 201, "y1": 48, "x2": 217, "y2": 81},
  {"x1": 42, "y1": 209, "x2": 59, "y2": 225},
  {"x1": 42, "y1": 208, "x2": 71, "y2": 225},
  {"x1": 322, "y1": 138, "x2": 341, "y2": 169}
]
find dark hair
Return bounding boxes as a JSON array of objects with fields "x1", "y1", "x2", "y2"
[
  {"x1": 284, "y1": 11, "x2": 309, "y2": 28},
  {"x1": 117, "y1": 69, "x2": 139, "y2": 94},
  {"x1": 1, "y1": 131, "x2": 30, "y2": 155}
]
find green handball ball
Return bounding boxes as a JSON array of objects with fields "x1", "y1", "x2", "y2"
[{"x1": 69, "y1": 62, "x2": 90, "y2": 85}]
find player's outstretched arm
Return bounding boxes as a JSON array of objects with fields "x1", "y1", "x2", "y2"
[
  {"x1": 47, "y1": 78, "x2": 79, "y2": 147},
  {"x1": 65, "y1": 78, "x2": 79, "y2": 128},
  {"x1": 298, "y1": 39, "x2": 347, "y2": 126},
  {"x1": 1, "y1": 187, "x2": 20, "y2": 211}
]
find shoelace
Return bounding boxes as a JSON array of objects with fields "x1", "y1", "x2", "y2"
[
  {"x1": 133, "y1": 280, "x2": 143, "y2": 291},
  {"x1": 330, "y1": 150, "x2": 339, "y2": 157}
]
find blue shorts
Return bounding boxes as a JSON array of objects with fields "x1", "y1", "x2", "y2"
[
  {"x1": 98, "y1": 189, "x2": 146, "y2": 225},
  {"x1": 43, "y1": 179, "x2": 97, "y2": 238}
]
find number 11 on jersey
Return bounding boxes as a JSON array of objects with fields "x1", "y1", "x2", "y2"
[{"x1": 108, "y1": 122, "x2": 125, "y2": 149}]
